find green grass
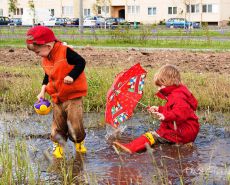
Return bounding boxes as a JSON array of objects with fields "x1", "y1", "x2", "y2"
[
  {"x1": 0, "y1": 137, "x2": 41, "y2": 185},
  {"x1": 1, "y1": 38, "x2": 230, "y2": 50},
  {"x1": 1, "y1": 25, "x2": 230, "y2": 49},
  {"x1": 0, "y1": 66, "x2": 229, "y2": 113}
]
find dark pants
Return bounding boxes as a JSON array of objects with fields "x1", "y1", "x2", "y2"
[
  {"x1": 150, "y1": 131, "x2": 173, "y2": 144},
  {"x1": 50, "y1": 97, "x2": 86, "y2": 143}
]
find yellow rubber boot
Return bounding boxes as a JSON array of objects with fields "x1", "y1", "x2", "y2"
[
  {"x1": 52, "y1": 142, "x2": 63, "y2": 158},
  {"x1": 75, "y1": 141, "x2": 87, "y2": 153}
]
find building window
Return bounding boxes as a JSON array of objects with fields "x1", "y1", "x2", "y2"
[
  {"x1": 212, "y1": 4, "x2": 218, "y2": 13},
  {"x1": 49, "y1": 9, "x2": 54, "y2": 16},
  {"x1": 102, "y1": 6, "x2": 109, "y2": 14},
  {"x1": 168, "y1": 7, "x2": 177, "y2": 14},
  {"x1": 187, "y1": 4, "x2": 199, "y2": 13},
  {"x1": 127, "y1": 6, "x2": 140, "y2": 14},
  {"x1": 202, "y1": 4, "x2": 218, "y2": 13},
  {"x1": 136, "y1": 6, "x2": 140, "y2": 14},
  {"x1": 148, "y1": 7, "x2": 156, "y2": 15},
  {"x1": 14, "y1": 8, "x2": 23, "y2": 15},
  {"x1": 186, "y1": 5, "x2": 190, "y2": 13},
  {"x1": 97, "y1": 6, "x2": 109, "y2": 15},
  {"x1": 84, "y1": 9, "x2": 90, "y2": 16},
  {"x1": 196, "y1": 4, "x2": 200, "y2": 12},
  {"x1": 132, "y1": 6, "x2": 135, "y2": 13},
  {"x1": 173, "y1": 7, "x2": 177, "y2": 14},
  {"x1": 208, "y1": 4, "x2": 212, "y2": 12},
  {"x1": 128, "y1": 6, "x2": 131, "y2": 13},
  {"x1": 202, "y1": 5, "x2": 206, "y2": 12},
  {"x1": 0, "y1": 9, "x2": 3, "y2": 16},
  {"x1": 97, "y1": 6, "x2": 101, "y2": 14},
  {"x1": 62, "y1": 6, "x2": 73, "y2": 17}
]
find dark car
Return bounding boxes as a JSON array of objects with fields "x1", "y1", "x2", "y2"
[
  {"x1": 71, "y1": 18, "x2": 79, "y2": 25},
  {"x1": 9, "y1": 18, "x2": 22, "y2": 26},
  {"x1": 166, "y1": 18, "x2": 200, "y2": 29},
  {"x1": 63, "y1": 18, "x2": 71, "y2": 25},
  {"x1": 0, "y1": 16, "x2": 11, "y2": 25},
  {"x1": 105, "y1": 17, "x2": 130, "y2": 29}
]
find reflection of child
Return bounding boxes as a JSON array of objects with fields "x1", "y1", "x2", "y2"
[
  {"x1": 26, "y1": 26, "x2": 88, "y2": 158},
  {"x1": 114, "y1": 64, "x2": 200, "y2": 154}
]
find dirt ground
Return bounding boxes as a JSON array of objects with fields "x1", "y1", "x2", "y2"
[{"x1": 0, "y1": 47, "x2": 230, "y2": 74}]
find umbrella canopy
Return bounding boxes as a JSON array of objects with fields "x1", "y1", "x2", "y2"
[{"x1": 105, "y1": 63, "x2": 147, "y2": 128}]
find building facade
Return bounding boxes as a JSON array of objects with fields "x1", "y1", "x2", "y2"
[
  {"x1": 0, "y1": 0, "x2": 76, "y2": 18},
  {"x1": 0, "y1": 0, "x2": 230, "y2": 25}
]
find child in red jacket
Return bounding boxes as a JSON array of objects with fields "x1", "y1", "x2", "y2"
[{"x1": 113, "y1": 64, "x2": 200, "y2": 154}]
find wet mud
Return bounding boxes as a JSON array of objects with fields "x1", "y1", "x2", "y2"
[
  {"x1": 0, "y1": 47, "x2": 230, "y2": 74},
  {"x1": 0, "y1": 113, "x2": 229, "y2": 184}
]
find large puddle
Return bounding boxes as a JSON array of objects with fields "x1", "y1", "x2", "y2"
[{"x1": 0, "y1": 113, "x2": 229, "y2": 184}]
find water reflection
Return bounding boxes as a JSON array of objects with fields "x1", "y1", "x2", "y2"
[{"x1": 0, "y1": 113, "x2": 229, "y2": 184}]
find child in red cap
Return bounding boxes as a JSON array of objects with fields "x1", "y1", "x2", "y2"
[
  {"x1": 114, "y1": 64, "x2": 200, "y2": 154},
  {"x1": 26, "y1": 26, "x2": 88, "y2": 158}
]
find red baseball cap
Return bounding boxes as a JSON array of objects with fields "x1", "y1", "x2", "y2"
[{"x1": 26, "y1": 26, "x2": 58, "y2": 44}]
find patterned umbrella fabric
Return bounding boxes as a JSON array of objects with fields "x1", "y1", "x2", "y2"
[{"x1": 105, "y1": 63, "x2": 147, "y2": 128}]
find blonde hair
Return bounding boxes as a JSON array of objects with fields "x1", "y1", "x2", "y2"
[
  {"x1": 27, "y1": 42, "x2": 55, "y2": 50},
  {"x1": 154, "y1": 64, "x2": 181, "y2": 86}
]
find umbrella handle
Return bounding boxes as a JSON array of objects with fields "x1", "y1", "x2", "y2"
[{"x1": 137, "y1": 101, "x2": 148, "y2": 108}]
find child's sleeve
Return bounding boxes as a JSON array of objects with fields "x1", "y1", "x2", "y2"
[
  {"x1": 42, "y1": 73, "x2": 48, "y2": 85},
  {"x1": 158, "y1": 106, "x2": 165, "y2": 113},
  {"x1": 66, "y1": 48, "x2": 85, "y2": 80},
  {"x1": 160, "y1": 98, "x2": 194, "y2": 123}
]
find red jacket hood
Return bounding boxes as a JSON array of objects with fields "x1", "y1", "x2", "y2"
[{"x1": 156, "y1": 85, "x2": 198, "y2": 110}]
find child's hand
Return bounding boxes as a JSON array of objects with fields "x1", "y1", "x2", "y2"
[
  {"x1": 37, "y1": 92, "x2": 45, "y2": 100},
  {"x1": 37, "y1": 85, "x2": 46, "y2": 100},
  {"x1": 157, "y1": 85, "x2": 166, "y2": 91},
  {"x1": 64, "y1": 76, "x2": 74, "y2": 84},
  {"x1": 147, "y1": 106, "x2": 159, "y2": 113},
  {"x1": 152, "y1": 112, "x2": 165, "y2": 120}
]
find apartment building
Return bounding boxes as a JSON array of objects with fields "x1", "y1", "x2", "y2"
[
  {"x1": 0, "y1": 0, "x2": 78, "y2": 18},
  {"x1": 115, "y1": 0, "x2": 230, "y2": 26},
  {"x1": 0, "y1": 0, "x2": 229, "y2": 26}
]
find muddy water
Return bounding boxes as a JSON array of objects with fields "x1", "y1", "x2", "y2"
[{"x1": 0, "y1": 113, "x2": 229, "y2": 185}]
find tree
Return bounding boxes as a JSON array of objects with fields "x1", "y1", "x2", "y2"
[
  {"x1": 8, "y1": 0, "x2": 18, "y2": 17},
  {"x1": 93, "y1": 0, "x2": 111, "y2": 18},
  {"x1": 28, "y1": 0, "x2": 35, "y2": 25},
  {"x1": 183, "y1": 0, "x2": 203, "y2": 28}
]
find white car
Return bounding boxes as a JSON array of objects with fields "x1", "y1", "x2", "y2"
[
  {"x1": 43, "y1": 17, "x2": 66, "y2": 26},
  {"x1": 83, "y1": 17, "x2": 96, "y2": 27}
]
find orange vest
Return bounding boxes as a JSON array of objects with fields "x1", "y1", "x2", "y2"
[{"x1": 42, "y1": 42, "x2": 87, "y2": 103}]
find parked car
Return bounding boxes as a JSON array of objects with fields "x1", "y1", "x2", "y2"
[
  {"x1": 83, "y1": 16, "x2": 96, "y2": 27},
  {"x1": 0, "y1": 16, "x2": 11, "y2": 25},
  {"x1": 43, "y1": 17, "x2": 66, "y2": 26},
  {"x1": 63, "y1": 18, "x2": 72, "y2": 25},
  {"x1": 166, "y1": 18, "x2": 200, "y2": 29},
  {"x1": 105, "y1": 17, "x2": 130, "y2": 29},
  {"x1": 9, "y1": 18, "x2": 22, "y2": 26},
  {"x1": 83, "y1": 16, "x2": 105, "y2": 27},
  {"x1": 94, "y1": 16, "x2": 105, "y2": 27},
  {"x1": 71, "y1": 18, "x2": 79, "y2": 25}
]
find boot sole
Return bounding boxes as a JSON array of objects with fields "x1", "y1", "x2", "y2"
[{"x1": 113, "y1": 141, "x2": 132, "y2": 154}]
